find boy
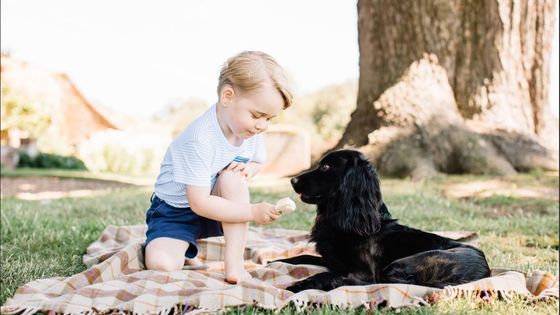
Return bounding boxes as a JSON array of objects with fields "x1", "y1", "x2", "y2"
[{"x1": 144, "y1": 51, "x2": 293, "y2": 284}]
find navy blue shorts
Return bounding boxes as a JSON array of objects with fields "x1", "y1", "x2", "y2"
[{"x1": 144, "y1": 194, "x2": 223, "y2": 258}]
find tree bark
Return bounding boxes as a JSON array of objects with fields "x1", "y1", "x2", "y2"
[{"x1": 338, "y1": 0, "x2": 558, "y2": 177}]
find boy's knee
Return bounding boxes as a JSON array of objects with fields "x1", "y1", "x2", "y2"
[
  {"x1": 145, "y1": 254, "x2": 184, "y2": 271},
  {"x1": 216, "y1": 170, "x2": 247, "y2": 187},
  {"x1": 214, "y1": 170, "x2": 249, "y2": 200},
  {"x1": 145, "y1": 245, "x2": 185, "y2": 271}
]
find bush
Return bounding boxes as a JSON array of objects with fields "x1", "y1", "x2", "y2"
[
  {"x1": 17, "y1": 152, "x2": 87, "y2": 170},
  {"x1": 78, "y1": 129, "x2": 170, "y2": 175},
  {"x1": 16, "y1": 151, "x2": 34, "y2": 168},
  {"x1": 275, "y1": 80, "x2": 358, "y2": 158},
  {"x1": 153, "y1": 98, "x2": 209, "y2": 137}
]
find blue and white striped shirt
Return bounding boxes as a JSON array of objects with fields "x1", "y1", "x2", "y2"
[{"x1": 154, "y1": 104, "x2": 266, "y2": 208}]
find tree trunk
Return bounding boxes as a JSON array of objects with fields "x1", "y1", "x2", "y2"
[{"x1": 338, "y1": 0, "x2": 558, "y2": 177}]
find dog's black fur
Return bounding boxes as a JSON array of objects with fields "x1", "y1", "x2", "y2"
[{"x1": 277, "y1": 149, "x2": 491, "y2": 292}]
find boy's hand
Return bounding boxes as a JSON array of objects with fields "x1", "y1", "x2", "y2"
[
  {"x1": 220, "y1": 162, "x2": 249, "y2": 178},
  {"x1": 251, "y1": 202, "x2": 280, "y2": 225}
]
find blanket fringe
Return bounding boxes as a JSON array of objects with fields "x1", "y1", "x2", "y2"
[
  {"x1": 27, "y1": 307, "x2": 39, "y2": 315},
  {"x1": 445, "y1": 287, "x2": 520, "y2": 302},
  {"x1": 0, "y1": 306, "x2": 39, "y2": 315},
  {"x1": 278, "y1": 296, "x2": 425, "y2": 313},
  {"x1": 442, "y1": 286, "x2": 559, "y2": 305},
  {"x1": 0, "y1": 303, "x2": 224, "y2": 315},
  {"x1": 21, "y1": 307, "x2": 40, "y2": 315}
]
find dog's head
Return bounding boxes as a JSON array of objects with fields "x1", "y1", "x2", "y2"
[{"x1": 291, "y1": 149, "x2": 382, "y2": 236}]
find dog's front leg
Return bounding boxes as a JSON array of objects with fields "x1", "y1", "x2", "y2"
[
  {"x1": 287, "y1": 271, "x2": 373, "y2": 292},
  {"x1": 286, "y1": 271, "x2": 337, "y2": 292},
  {"x1": 273, "y1": 254, "x2": 326, "y2": 267},
  {"x1": 319, "y1": 271, "x2": 374, "y2": 291}
]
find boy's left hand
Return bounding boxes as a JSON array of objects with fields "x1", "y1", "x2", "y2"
[{"x1": 221, "y1": 162, "x2": 249, "y2": 178}]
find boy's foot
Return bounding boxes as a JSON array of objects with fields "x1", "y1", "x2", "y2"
[
  {"x1": 225, "y1": 269, "x2": 253, "y2": 284},
  {"x1": 187, "y1": 257, "x2": 204, "y2": 266},
  {"x1": 182, "y1": 257, "x2": 209, "y2": 270}
]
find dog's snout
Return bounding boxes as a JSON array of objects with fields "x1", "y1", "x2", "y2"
[{"x1": 290, "y1": 177, "x2": 298, "y2": 186}]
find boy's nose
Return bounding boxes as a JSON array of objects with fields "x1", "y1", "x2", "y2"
[{"x1": 255, "y1": 121, "x2": 268, "y2": 131}]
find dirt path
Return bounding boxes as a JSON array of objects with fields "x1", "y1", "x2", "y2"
[{"x1": 1, "y1": 176, "x2": 136, "y2": 198}]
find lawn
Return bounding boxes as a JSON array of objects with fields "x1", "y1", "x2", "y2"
[{"x1": 0, "y1": 170, "x2": 558, "y2": 314}]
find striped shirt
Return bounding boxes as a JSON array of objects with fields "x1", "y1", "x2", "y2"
[{"x1": 154, "y1": 104, "x2": 267, "y2": 208}]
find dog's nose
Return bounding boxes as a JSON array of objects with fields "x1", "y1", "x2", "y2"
[{"x1": 290, "y1": 177, "x2": 298, "y2": 186}]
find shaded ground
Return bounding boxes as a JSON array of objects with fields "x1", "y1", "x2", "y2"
[
  {"x1": 0, "y1": 176, "x2": 137, "y2": 200},
  {"x1": 441, "y1": 175, "x2": 559, "y2": 220},
  {"x1": 443, "y1": 179, "x2": 559, "y2": 200}
]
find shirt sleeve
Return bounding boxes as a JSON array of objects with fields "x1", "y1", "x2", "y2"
[
  {"x1": 170, "y1": 140, "x2": 213, "y2": 187},
  {"x1": 251, "y1": 133, "x2": 267, "y2": 164}
]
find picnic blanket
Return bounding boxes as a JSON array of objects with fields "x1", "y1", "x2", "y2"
[{"x1": 2, "y1": 225, "x2": 558, "y2": 314}]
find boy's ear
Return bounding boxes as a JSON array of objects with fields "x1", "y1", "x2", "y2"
[{"x1": 220, "y1": 85, "x2": 235, "y2": 105}]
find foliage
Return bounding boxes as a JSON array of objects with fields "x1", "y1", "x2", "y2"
[
  {"x1": 0, "y1": 83, "x2": 74, "y2": 155},
  {"x1": 153, "y1": 98, "x2": 209, "y2": 137},
  {"x1": 77, "y1": 129, "x2": 170, "y2": 175},
  {"x1": 16, "y1": 152, "x2": 87, "y2": 170},
  {"x1": 275, "y1": 81, "x2": 358, "y2": 157},
  {"x1": 34, "y1": 129, "x2": 75, "y2": 156},
  {"x1": 0, "y1": 85, "x2": 53, "y2": 138}
]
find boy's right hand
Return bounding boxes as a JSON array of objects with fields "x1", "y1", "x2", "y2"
[{"x1": 251, "y1": 202, "x2": 280, "y2": 225}]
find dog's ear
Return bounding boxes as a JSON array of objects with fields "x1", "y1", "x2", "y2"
[{"x1": 327, "y1": 157, "x2": 382, "y2": 236}]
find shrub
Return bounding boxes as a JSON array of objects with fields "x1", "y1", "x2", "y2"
[
  {"x1": 78, "y1": 129, "x2": 170, "y2": 175},
  {"x1": 17, "y1": 152, "x2": 87, "y2": 170},
  {"x1": 153, "y1": 98, "x2": 208, "y2": 137},
  {"x1": 275, "y1": 80, "x2": 358, "y2": 158},
  {"x1": 16, "y1": 151, "x2": 34, "y2": 168}
]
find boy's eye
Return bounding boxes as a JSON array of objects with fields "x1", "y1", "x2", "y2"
[{"x1": 251, "y1": 113, "x2": 260, "y2": 119}]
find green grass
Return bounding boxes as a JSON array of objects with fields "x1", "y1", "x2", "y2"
[{"x1": 1, "y1": 171, "x2": 558, "y2": 314}]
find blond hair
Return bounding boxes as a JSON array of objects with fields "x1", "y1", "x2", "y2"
[{"x1": 217, "y1": 51, "x2": 293, "y2": 109}]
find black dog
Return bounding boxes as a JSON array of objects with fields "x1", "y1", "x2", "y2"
[{"x1": 278, "y1": 149, "x2": 491, "y2": 292}]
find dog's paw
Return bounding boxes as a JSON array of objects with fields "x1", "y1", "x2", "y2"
[
  {"x1": 286, "y1": 280, "x2": 313, "y2": 293},
  {"x1": 286, "y1": 283, "x2": 305, "y2": 293}
]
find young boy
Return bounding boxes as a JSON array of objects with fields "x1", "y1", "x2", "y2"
[{"x1": 144, "y1": 51, "x2": 293, "y2": 284}]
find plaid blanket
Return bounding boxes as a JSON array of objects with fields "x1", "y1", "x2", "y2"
[{"x1": 2, "y1": 225, "x2": 558, "y2": 314}]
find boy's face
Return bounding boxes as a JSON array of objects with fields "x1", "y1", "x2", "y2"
[{"x1": 221, "y1": 82, "x2": 284, "y2": 140}]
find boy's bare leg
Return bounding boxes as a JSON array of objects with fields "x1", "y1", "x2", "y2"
[
  {"x1": 145, "y1": 237, "x2": 189, "y2": 271},
  {"x1": 223, "y1": 222, "x2": 250, "y2": 283},
  {"x1": 212, "y1": 170, "x2": 251, "y2": 284}
]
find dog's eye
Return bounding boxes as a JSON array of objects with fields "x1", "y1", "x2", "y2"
[{"x1": 319, "y1": 164, "x2": 330, "y2": 171}]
